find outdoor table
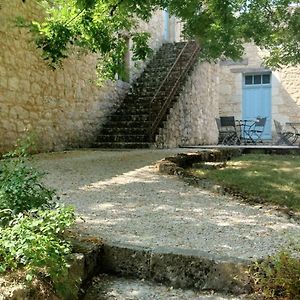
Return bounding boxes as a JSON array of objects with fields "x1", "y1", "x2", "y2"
[{"x1": 235, "y1": 119, "x2": 256, "y2": 144}]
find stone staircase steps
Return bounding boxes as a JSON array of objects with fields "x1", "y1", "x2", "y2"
[
  {"x1": 108, "y1": 115, "x2": 150, "y2": 122},
  {"x1": 84, "y1": 242, "x2": 251, "y2": 299},
  {"x1": 94, "y1": 41, "x2": 200, "y2": 149},
  {"x1": 101, "y1": 120, "x2": 150, "y2": 128},
  {"x1": 100, "y1": 127, "x2": 148, "y2": 135},
  {"x1": 98, "y1": 134, "x2": 149, "y2": 143},
  {"x1": 94, "y1": 142, "x2": 152, "y2": 149}
]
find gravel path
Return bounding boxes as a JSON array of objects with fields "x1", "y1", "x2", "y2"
[{"x1": 34, "y1": 149, "x2": 300, "y2": 260}]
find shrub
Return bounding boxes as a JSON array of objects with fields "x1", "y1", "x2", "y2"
[
  {"x1": 0, "y1": 144, "x2": 55, "y2": 218},
  {"x1": 0, "y1": 205, "x2": 75, "y2": 280},
  {"x1": 251, "y1": 250, "x2": 300, "y2": 300},
  {"x1": 0, "y1": 140, "x2": 76, "y2": 296}
]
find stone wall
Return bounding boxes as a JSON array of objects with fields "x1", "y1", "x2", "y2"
[
  {"x1": 156, "y1": 62, "x2": 219, "y2": 147},
  {"x1": 0, "y1": 1, "x2": 176, "y2": 154},
  {"x1": 217, "y1": 43, "x2": 300, "y2": 139},
  {"x1": 0, "y1": 0, "x2": 130, "y2": 154},
  {"x1": 274, "y1": 66, "x2": 300, "y2": 123},
  {"x1": 129, "y1": 11, "x2": 182, "y2": 81}
]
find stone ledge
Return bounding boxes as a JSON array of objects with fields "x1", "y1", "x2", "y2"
[
  {"x1": 156, "y1": 149, "x2": 242, "y2": 175},
  {"x1": 99, "y1": 242, "x2": 252, "y2": 295}
]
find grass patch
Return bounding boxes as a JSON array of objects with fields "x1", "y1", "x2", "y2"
[{"x1": 189, "y1": 154, "x2": 300, "y2": 212}]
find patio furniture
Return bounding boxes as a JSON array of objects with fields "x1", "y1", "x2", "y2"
[
  {"x1": 247, "y1": 117, "x2": 267, "y2": 144},
  {"x1": 215, "y1": 118, "x2": 227, "y2": 144},
  {"x1": 216, "y1": 116, "x2": 240, "y2": 145},
  {"x1": 274, "y1": 120, "x2": 300, "y2": 145},
  {"x1": 235, "y1": 119, "x2": 256, "y2": 144}
]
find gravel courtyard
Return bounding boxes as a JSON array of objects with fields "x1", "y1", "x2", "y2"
[{"x1": 34, "y1": 149, "x2": 300, "y2": 260}]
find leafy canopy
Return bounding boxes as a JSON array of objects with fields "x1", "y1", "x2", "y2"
[{"x1": 23, "y1": 0, "x2": 300, "y2": 79}]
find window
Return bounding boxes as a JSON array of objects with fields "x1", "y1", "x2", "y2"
[
  {"x1": 262, "y1": 74, "x2": 271, "y2": 84},
  {"x1": 244, "y1": 74, "x2": 271, "y2": 85},
  {"x1": 245, "y1": 75, "x2": 252, "y2": 85},
  {"x1": 254, "y1": 75, "x2": 261, "y2": 84}
]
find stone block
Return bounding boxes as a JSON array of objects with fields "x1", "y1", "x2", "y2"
[
  {"x1": 7, "y1": 77, "x2": 19, "y2": 90},
  {"x1": 150, "y1": 247, "x2": 251, "y2": 294},
  {"x1": 100, "y1": 243, "x2": 152, "y2": 279}
]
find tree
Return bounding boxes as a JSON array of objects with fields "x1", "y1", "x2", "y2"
[{"x1": 22, "y1": 0, "x2": 300, "y2": 79}]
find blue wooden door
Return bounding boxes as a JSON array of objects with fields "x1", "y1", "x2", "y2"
[
  {"x1": 242, "y1": 73, "x2": 272, "y2": 139},
  {"x1": 163, "y1": 10, "x2": 169, "y2": 41}
]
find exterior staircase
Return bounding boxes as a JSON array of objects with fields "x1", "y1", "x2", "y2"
[{"x1": 95, "y1": 41, "x2": 200, "y2": 149}]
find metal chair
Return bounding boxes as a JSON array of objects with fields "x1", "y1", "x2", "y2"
[
  {"x1": 215, "y1": 118, "x2": 227, "y2": 144},
  {"x1": 216, "y1": 116, "x2": 240, "y2": 145},
  {"x1": 248, "y1": 117, "x2": 267, "y2": 144},
  {"x1": 274, "y1": 120, "x2": 300, "y2": 145}
]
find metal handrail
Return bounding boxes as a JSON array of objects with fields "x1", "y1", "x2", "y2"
[
  {"x1": 149, "y1": 42, "x2": 189, "y2": 107},
  {"x1": 149, "y1": 41, "x2": 200, "y2": 141}
]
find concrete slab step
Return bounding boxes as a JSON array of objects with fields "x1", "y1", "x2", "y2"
[
  {"x1": 84, "y1": 274, "x2": 247, "y2": 300},
  {"x1": 98, "y1": 243, "x2": 251, "y2": 296}
]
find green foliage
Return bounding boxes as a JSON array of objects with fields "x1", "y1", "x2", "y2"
[
  {"x1": 251, "y1": 249, "x2": 300, "y2": 299},
  {"x1": 0, "y1": 141, "x2": 76, "y2": 296},
  {"x1": 0, "y1": 141, "x2": 55, "y2": 219},
  {"x1": 22, "y1": 0, "x2": 154, "y2": 79},
  {"x1": 20, "y1": 0, "x2": 300, "y2": 78},
  {"x1": 131, "y1": 32, "x2": 153, "y2": 61},
  {"x1": 0, "y1": 206, "x2": 75, "y2": 293}
]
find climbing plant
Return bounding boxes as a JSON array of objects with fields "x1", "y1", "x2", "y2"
[{"x1": 21, "y1": 0, "x2": 300, "y2": 79}]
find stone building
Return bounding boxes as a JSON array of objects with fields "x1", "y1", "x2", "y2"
[
  {"x1": 1, "y1": 0, "x2": 299, "y2": 153},
  {"x1": 217, "y1": 43, "x2": 300, "y2": 142}
]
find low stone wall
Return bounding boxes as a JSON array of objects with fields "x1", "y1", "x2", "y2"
[{"x1": 155, "y1": 62, "x2": 220, "y2": 148}]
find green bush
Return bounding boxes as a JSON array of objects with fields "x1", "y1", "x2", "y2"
[
  {"x1": 0, "y1": 205, "x2": 75, "y2": 281},
  {"x1": 0, "y1": 148, "x2": 55, "y2": 218},
  {"x1": 251, "y1": 250, "x2": 300, "y2": 300},
  {"x1": 0, "y1": 141, "x2": 76, "y2": 296}
]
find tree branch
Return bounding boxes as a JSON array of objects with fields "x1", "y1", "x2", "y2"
[
  {"x1": 66, "y1": 8, "x2": 86, "y2": 25},
  {"x1": 110, "y1": 0, "x2": 124, "y2": 16}
]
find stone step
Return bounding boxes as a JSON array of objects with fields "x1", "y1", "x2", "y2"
[
  {"x1": 108, "y1": 114, "x2": 150, "y2": 122},
  {"x1": 95, "y1": 243, "x2": 251, "y2": 295},
  {"x1": 122, "y1": 96, "x2": 155, "y2": 104},
  {"x1": 118, "y1": 99, "x2": 166, "y2": 110},
  {"x1": 114, "y1": 104, "x2": 167, "y2": 115},
  {"x1": 84, "y1": 274, "x2": 247, "y2": 300},
  {"x1": 153, "y1": 51, "x2": 196, "y2": 63},
  {"x1": 93, "y1": 142, "x2": 151, "y2": 149},
  {"x1": 100, "y1": 127, "x2": 149, "y2": 135},
  {"x1": 97, "y1": 134, "x2": 149, "y2": 143},
  {"x1": 114, "y1": 108, "x2": 150, "y2": 116},
  {"x1": 104, "y1": 120, "x2": 151, "y2": 128}
]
